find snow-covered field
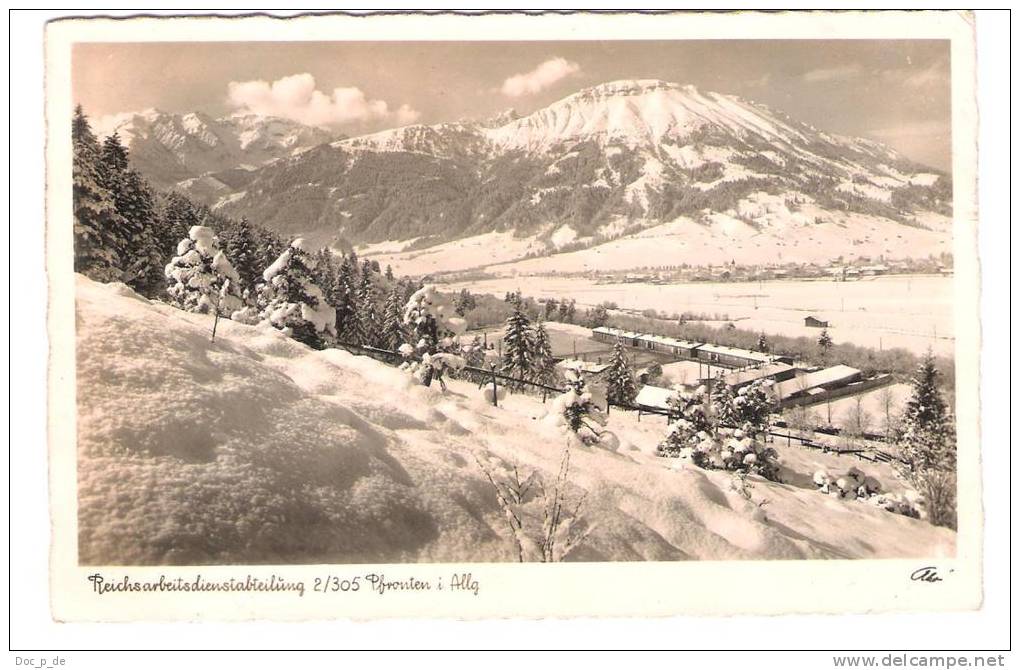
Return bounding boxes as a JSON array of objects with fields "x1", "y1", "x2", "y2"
[
  {"x1": 480, "y1": 210, "x2": 950, "y2": 275},
  {"x1": 447, "y1": 275, "x2": 954, "y2": 356},
  {"x1": 366, "y1": 207, "x2": 950, "y2": 278},
  {"x1": 815, "y1": 383, "x2": 913, "y2": 432},
  {"x1": 74, "y1": 276, "x2": 954, "y2": 565},
  {"x1": 364, "y1": 230, "x2": 549, "y2": 275}
]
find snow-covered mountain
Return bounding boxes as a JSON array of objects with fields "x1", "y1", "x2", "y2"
[
  {"x1": 122, "y1": 80, "x2": 953, "y2": 265},
  {"x1": 95, "y1": 109, "x2": 341, "y2": 190}
]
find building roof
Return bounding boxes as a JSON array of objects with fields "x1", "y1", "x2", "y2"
[
  {"x1": 591, "y1": 328, "x2": 773, "y2": 364},
  {"x1": 697, "y1": 343, "x2": 773, "y2": 363},
  {"x1": 722, "y1": 362, "x2": 794, "y2": 387},
  {"x1": 556, "y1": 359, "x2": 610, "y2": 374},
  {"x1": 636, "y1": 333, "x2": 703, "y2": 349},
  {"x1": 634, "y1": 385, "x2": 675, "y2": 411},
  {"x1": 592, "y1": 326, "x2": 643, "y2": 340},
  {"x1": 773, "y1": 365, "x2": 862, "y2": 398}
]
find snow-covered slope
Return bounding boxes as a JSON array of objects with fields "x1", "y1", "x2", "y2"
[
  {"x1": 75, "y1": 275, "x2": 954, "y2": 564},
  {"x1": 484, "y1": 80, "x2": 810, "y2": 152}
]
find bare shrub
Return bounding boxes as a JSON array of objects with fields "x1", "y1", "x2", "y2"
[{"x1": 476, "y1": 446, "x2": 593, "y2": 562}]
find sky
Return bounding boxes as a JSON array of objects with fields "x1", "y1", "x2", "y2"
[{"x1": 73, "y1": 40, "x2": 951, "y2": 170}]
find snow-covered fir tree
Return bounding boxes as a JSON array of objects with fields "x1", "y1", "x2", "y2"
[
  {"x1": 223, "y1": 218, "x2": 262, "y2": 295},
  {"x1": 157, "y1": 191, "x2": 201, "y2": 262},
  {"x1": 501, "y1": 306, "x2": 533, "y2": 388},
  {"x1": 530, "y1": 322, "x2": 556, "y2": 387},
  {"x1": 97, "y1": 132, "x2": 164, "y2": 295},
  {"x1": 257, "y1": 239, "x2": 337, "y2": 349},
  {"x1": 256, "y1": 227, "x2": 287, "y2": 282},
  {"x1": 756, "y1": 332, "x2": 769, "y2": 353},
  {"x1": 72, "y1": 106, "x2": 129, "y2": 282},
  {"x1": 462, "y1": 334, "x2": 487, "y2": 368},
  {"x1": 727, "y1": 379, "x2": 776, "y2": 438},
  {"x1": 332, "y1": 254, "x2": 360, "y2": 343},
  {"x1": 401, "y1": 285, "x2": 468, "y2": 387},
  {"x1": 357, "y1": 271, "x2": 379, "y2": 347},
  {"x1": 657, "y1": 386, "x2": 713, "y2": 458},
  {"x1": 605, "y1": 341, "x2": 637, "y2": 405},
  {"x1": 898, "y1": 349, "x2": 956, "y2": 528},
  {"x1": 550, "y1": 363, "x2": 608, "y2": 446},
  {"x1": 657, "y1": 382, "x2": 780, "y2": 481},
  {"x1": 164, "y1": 226, "x2": 244, "y2": 316},
  {"x1": 380, "y1": 288, "x2": 408, "y2": 351}
]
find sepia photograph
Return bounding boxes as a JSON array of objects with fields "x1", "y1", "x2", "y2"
[
  {"x1": 37, "y1": 10, "x2": 992, "y2": 627},
  {"x1": 66, "y1": 35, "x2": 961, "y2": 566}
]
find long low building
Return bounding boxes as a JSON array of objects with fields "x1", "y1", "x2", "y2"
[
  {"x1": 695, "y1": 343, "x2": 773, "y2": 367},
  {"x1": 722, "y1": 361, "x2": 797, "y2": 389},
  {"x1": 592, "y1": 326, "x2": 772, "y2": 367},
  {"x1": 772, "y1": 365, "x2": 863, "y2": 401}
]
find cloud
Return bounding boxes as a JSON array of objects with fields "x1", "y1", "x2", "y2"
[
  {"x1": 868, "y1": 120, "x2": 950, "y2": 141},
  {"x1": 802, "y1": 64, "x2": 863, "y2": 83},
  {"x1": 867, "y1": 120, "x2": 951, "y2": 170},
  {"x1": 226, "y1": 73, "x2": 420, "y2": 127},
  {"x1": 881, "y1": 61, "x2": 948, "y2": 90},
  {"x1": 501, "y1": 57, "x2": 581, "y2": 97}
]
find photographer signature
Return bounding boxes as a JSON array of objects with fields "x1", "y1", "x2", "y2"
[{"x1": 910, "y1": 566, "x2": 952, "y2": 583}]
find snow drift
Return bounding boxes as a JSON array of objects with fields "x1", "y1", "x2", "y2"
[{"x1": 74, "y1": 275, "x2": 955, "y2": 564}]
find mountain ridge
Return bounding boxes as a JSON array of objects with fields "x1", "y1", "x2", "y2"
[{"x1": 105, "y1": 79, "x2": 952, "y2": 265}]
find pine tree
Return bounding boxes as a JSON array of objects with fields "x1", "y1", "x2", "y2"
[
  {"x1": 589, "y1": 304, "x2": 609, "y2": 328},
  {"x1": 72, "y1": 106, "x2": 128, "y2": 282},
  {"x1": 164, "y1": 226, "x2": 244, "y2": 316},
  {"x1": 100, "y1": 132, "x2": 130, "y2": 178},
  {"x1": 119, "y1": 170, "x2": 164, "y2": 296},
  {"x1": 454, "y1": 288, "x2": 476, "y2": 316},
  {"x1": 898, "y1": 350, "x2": 956, "y2": 528},
  {"x1": 380, "y1": 288, "x2": 408, "y2": 351},
  {"x1": 657, "y1": 384, "x2": 779, "y2": 480},
  {"x1": 96, "y1": 131, "x2": 163, "y2": 296},
  {"x1": 223, "y1": 218, "x2": 262, "y2": 295},
  {"x1": 401, "y1": 285, "x2": 468, "y2": 387},
  {"x1": 256, "y1": 228, "x2": 287, "y2": 281},
  {"x1": 356, "y1": 271, "x2": 378, "y2": 346},
  {"x1": 158, "y1": 191, "x2": 201, "y2": 262},
  {"x1": 530, "y1": 322, "x2": 556, "y2": 387},
  {"x1": 561, "y1": 299, "x2": 576, "y2": 324},
  {"x1": 257, "y1": 239, "x2": 336, "y2": 349},
  {"x1": 501, "y1": 306, "x2": 533, "y2": 389},
  {"x1": 544, "y1": 298, "x2": 559, "y2": 321},
  {"x1": 385, "y1": 264, "x2": 394, "y2": 281},
  {"x1": 332, "y1": 255, "x2": 360, "y2": 343},
  {"x1": 554, "y1": 364, "x2": 607, "y2": 444},
  {"x1": 757, "y1": 332, "x2": 769, "y2": 353},
  {"x1": 817, "y1": 329, "x2": 833, "y2": 360},
  {"x1": 605, "y1": 341, "x2": 637, "y2": 405}
]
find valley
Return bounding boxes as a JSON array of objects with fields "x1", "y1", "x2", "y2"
[{"x1": 446, "y1": 274, "x2": 955, "y2": 356}]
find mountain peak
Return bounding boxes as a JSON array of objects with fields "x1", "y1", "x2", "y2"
[{"x1": 573, "y1": 79, "x2": 684, "y2": 97}]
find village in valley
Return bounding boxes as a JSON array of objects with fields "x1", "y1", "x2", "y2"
[{"x1": 69, "y1": 43, "x2": 958, "y2": 565}]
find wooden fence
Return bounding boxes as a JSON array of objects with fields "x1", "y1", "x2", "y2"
[{"x1": 333, "y1": 340, "x2": 904, "y2": 464}]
